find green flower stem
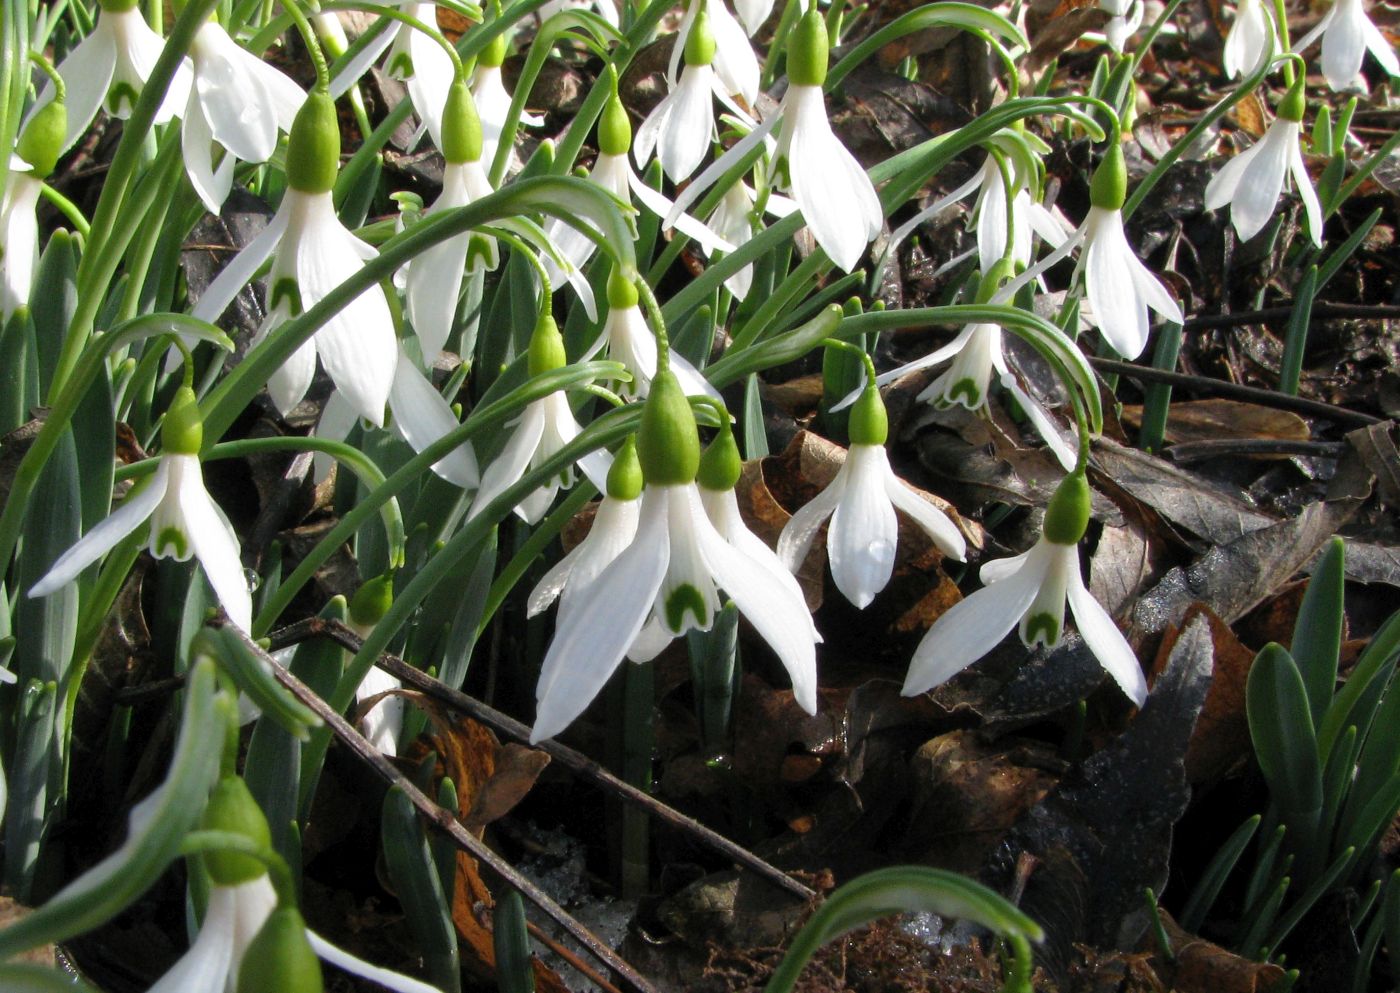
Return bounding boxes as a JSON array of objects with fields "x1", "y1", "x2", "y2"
[
  {"x1": 48, "y1": 0, "x2": 221, "y2": 401},
  {"x1": 179, "y1": 831, "x2": 300, "y2": 906},
  {"x1": 1122, "y1": 47, "x2": 1275, "y2": 219},
  {"x1": 250, "y1": 361, "x2": 624, "y2": 635},
  {"x1": 198, "y1": 175, "x2": 638, "y2": 444},
  {"x1": 281, "y1": 0, "x2": 332, "y2": 90},
  {"x1": 1129, "y1": 0, "x2": 1185, "y2": 74},
  {"x1": 331, "y1": 404, "x2": 641, "y2": 749},
  {"x1": 37, "y1": 182, "x2": 91, "y2": 239},
  {"x1": 117, "y1": 150, "x2": 185, "y2": 324},
  {"x1": 28, "y1": 49, "x2": 64, "y2": 103},
  {"x1": 1329, "y1": 130, "x2": 1400, "y2": 216},
  {"x1": 633, "y1": 274, "x2": 671, "y2": 374},
  {"x1": 819, "y1": 337, "x2": 877, "y2": 386}
]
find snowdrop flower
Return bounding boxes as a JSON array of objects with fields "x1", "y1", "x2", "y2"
[
  {"x1": 667, "y1": 8, "x2": 881, "y2": 272},
  {"x1": 383, "y1": 3, "x2": 458, "y2": 150},
  {"x1": 671, "y1": 0, "x2": 759, "y2": 104},
  {"x1": 404, "y1": 81, "x2": 498, "y2": 359},
  {"x1": 778, "y1": 379, "x2": 965, "y2": 608},
  {"x1": 701, "y1": 179, "x2": 798, "y2": 300},
  {"x1": 183, "y1": 20, "x2": 304, "y2": 213},
  {"x1": 29, "y1": 387, "x2": 252, "y2": 631},
  {"x1": 542, "y1": 81, "x2": 733, "y2": 315},
  {"x1": 154, "y1": 776, "x2": 442, "y2": 993},
  {"x1": 388, "y1": 346, "x2": 481, "y2": 487},
  {"x1": 1223, "y1": 0, "x2": 1275, "y2": 77},
  {"x1": 636, "y1": 4, "x2": 721, "y2": 183},
  {"x1": 2, "y1": 101, "x2": 65, "y2": 320},
  {"x1": 194, "y1": 90, "x2": 398, "y2": 425},
  {"x1": 733, "y1": 0, "x2": 775, "y2": 35},
  {"x1": 529, "y1": 438, "x2": 643, "y2": 625},
  {"x1": 467, "y1": 313, "x2": 608, "y2": 524},
  {"x1": 347, "y1": 576, "x2": 403, "y2": 755},
  {"x1": 585, "y1": 269, "x2": 718, "y2": 400},
  {"x1": 32, "y1": 0, "x2": 193, "y2": 155},
  {"x1": 531, "y1": 368, "x2": 819, "y2": 742},
  {"x1": 1101, "y1": 0, "x2": 1143, "y2": 52},
  {"x1": 1205, "y1": 79, "x2": 1322, "y2": 247},
  {"x1": 1293, "y1": 0, "x2": 1399, "y2": 90},
  {"x1": 903, "y1": 471, "x2": 1148, "y2": 706}
]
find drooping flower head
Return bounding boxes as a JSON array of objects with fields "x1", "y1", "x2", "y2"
[
  {"x1": 903, "y1": 471, "x2": 1147, "y2": 706},
  {"x1": 1223, "y1": 0, "x2": 1275, "y2": 78},
  {"x1": 779, "y1": 377, "x2": 966, "y2": 608},
  {"x1": 588, "y1": 267, "x2": 717, "y2": 400},
  {"x1": 1205, "y1": 75, "x2": 1323, "y2": 247},
  {"x1": 3, "y1": 99, "x2": 66, "y2": 320},
  {"x1": 635, "y1": 2, "x2": 720, "y2": 183},
  {"x1": 1292, "y1": 0, "x2": 1400, "y2": 91},
  {"x1": 29, "y1": 386, "x2": 253, "y2": 631},
  {"x1": 531, "y1": 363, "x2": 820, "y2": 742},
  {"x1": 194, "y1": 89, "x2": 398, "y2": 425}
]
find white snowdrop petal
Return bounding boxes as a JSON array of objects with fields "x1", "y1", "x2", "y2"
[
  {"x1": 708, "y1": 0, "x2": 760, "y2": 102},
  {"x1": 1203, "y1": 139, "x2": 1256, "y2": 211},
  {"x1": 388, "y1": 352, "x2": 479, "y2": 488},
  {"x1": 883, "y1": 469, "x2": 967, "y2": 562},
  {"x1": 194, "y1": 25, "x2": 280, "y2": 164},
  {"x1": 1231, "y1": 125, "x2": 1290, "y2": 241},
  {"x1": 785, "y1": 86, "x2": 882, "y2": 272},
  {"x1": 1321, "y1": 0, "x2": 1367, "y2": 89},
  {"x1": 1290, "y1": 141, "x2": 1325, "y2": 248},
  {"x1": 1083, "y1": 210, "x2": 1151, "y2": 358},
  {"x1": 659, "y1": 67, "x2": 715, "y2": 183},
  {"x1": 528, "y1": 542, "x2": 586, "y2": 617},
  {"x1": 305, "y1": 930, "x2": 444, "y2": 993},
  {"x1": 1363, "y1": 15, "x2": 1400, "y2": 74},
  {"x1": 175, "y1": 457, "x2": 253, "y2": 632},
  {"x1": 1, "y1": 176, "x2": 43, "y2": 318},
  {"x1": 49, "y1": 27, "x2": 118, "y2": 153},
  {"x1": 776, "y1": 471, "x2": 845, "y2": 572},
  {"x1": 181, "y1": 100, "x2": 232, "y2": 215},
  {"x1": 556, "y1": 496, "x2": 642, "y2": 622},
  {"x1": 469, "y1": 400, "x2": 547, "y2": 520},
  {"x1": 1066, "y1": 569, "x2": 1148, "y2": 705},
  {"x1": 903, "y1": 545, "x2": 1050, "y2": 696},
  {"x1": 828, "y1": 446, "x2": 898, "y2": 608},
  {"x1": 192, "y1": 201, "x2": 291, "y2": 324},
  {"x1": 148, "y1": 885, "x2": 237, "y2": 993}
]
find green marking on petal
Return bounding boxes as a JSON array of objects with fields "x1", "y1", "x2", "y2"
[
  {"x1": 947, "y1": 377, "x2": 982, "y2": 407},
  {"x1": 388, "y1": 52, "x2": 414, "y2": 78},
  {"x1": 665, "y1": 584, "x2": 709, "y2": 632},
  {"x1": 155, "y1": 527, "x2": 189, "y2": 559},
  {"x1": 107, "y1": 82, "x2": 140, "y2": 116},
  {"x1": 1023, "y1": 612, "x2": 1059, "y2": 648},
  {"x1": 270, "y1": 277, "x2": 303, "y2": 315}
]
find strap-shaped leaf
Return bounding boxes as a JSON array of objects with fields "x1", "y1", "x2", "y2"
[
  {"x1": 1292, "y1": 538, "x2": 1343, "y2": 727},
  {"x1": 493, "y1": 889, "x2": 536, "y2": 993},
  {"x1": 1319, "y1": 608, "x2": 1400, "y2": 761},
  {"x1": 827, "y1": 4, "x2": 1027, "y2": 91},
  {"x1": 0, "y1": 660, "x2": 227, "y2": 958},
  {"x1": 1179, "y1": 815, "x2": 1259, "y2": 932},
  {"x1": 383, "y1": 784, "x2": 461, "y2": 993},
  {"x1": 192, "y1": 626, "x2": 321, "y2": 741},
  {"x1": 707, "y1": 306, "x2": 844, "y2": 388},
  {"x1": 0, "y1": 965, "x2": 100, "y2": 992},
  {"x1": 1247, "y1": 645, "x2": 1324, "y2": 860}
]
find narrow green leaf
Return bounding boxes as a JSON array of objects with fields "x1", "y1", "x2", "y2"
[
  {"x1": 0, "y1": 965, "x2": 101, "y2": 992},
  {"x1": 382, "y1": 784, "x2": 461, "y2": 993},
  {"x1": 1292, "y1": 538, "x2": 1343, "y2": 725},
  {"x1": 1247, "y1": 645, "x2": 1324, "y2": 860},
  {"x1": 1237, "y1": 876, "x2": 1289, "y2": 960},
  {"x1": 1180, "y1": 815, "x2": 1260, "y2": 932},
  {"x1": 1319, "y1": 609, "x2": 1400, "y2": 761},
  {"x1": 1265, "y1": 846, "x2": 1354, "y2": 953},
  {"x1": 493, "y1": 888, "x2": 536, "y2": 993},
  {"x1": 1319, "y1": 725, "x2": 1357, "y2": 853},
  {"x1": 191, "y1": 626, "x2": 320, "y2": 740},
  {"x1": 296, "y1": 597, "x2": 353, "y2": 827},
  {"x1": 1278, "y1": 266, "x2": 1317, "y2": 397},
  {"x1": 2, "y1": 681, "x2": 56, "y2": 898}
]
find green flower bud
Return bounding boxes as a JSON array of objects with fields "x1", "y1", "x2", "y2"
[
  {"x1": 286, "y1": 90, "x2": 340, "y2": 195},
  {"x1": 787, "y1": 8, "x2": 829, "y2": 88},
  {"x1": 1042, "y1": 471, "x2": 1091, "y2": 546},
  {"x1": 606, "y1": 436, "x2": 644, "y2": 500},
  {"x1": 637, "y1": 369, "x2": 700, "y2": 485},
  {"x1": 697, "y1": 420, "x2": 741, "y2": 491},
  {"x1": 847, "y1": 385, "x2": 887, "y2": 446},
  {"x1": 1277, "y1": 74, "x2": 1306, "y2": 124},
  {"x1": 16, "y1": 100, "x2": 67, "y2": 178},
  {"x1": 236, "y1": 907, "x2": 324, "y2": 993},
  {"x1": 1089, "y1": 142, "x2": 1127, "y2": 211},
  {"x1": 527, "y1": 312, "x2": 567, "y2": 377},
  {"x1": 162, "y1": 386, "x2": 204, "y2": 455},
  {"x1": 442, "y1": 80, "x2": 484, "y2": 164},
  {"x1": 606, "y1": 267, "x2": 639, "y2": 310},
  {"x1": 684, "y1": 4, "x2": 717, "y2": 67},
  {"x1": 349, "y1": 574, "x2": 393, "y2": 627},
  {"x1": 201, "y1": 777, "x2": 273, "y2": 886}
]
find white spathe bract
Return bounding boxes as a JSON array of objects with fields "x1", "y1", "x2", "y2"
[
  {"x1": 1224, "y1": 0, "x2": 1275, "y2": 77},
  {"x1": 1078, "y1": 205, "x2": 1183, "y2": 358},
  {"x1": 195, "y1": 188, "x2": 397, "y2": 425},
  {"x1": 1293, "y1": 0, "x2": 1400, "y2": 90},
  {"x1": 902, "y1": 535, "x2": 1147, "y2": 706},
  {"x1": 36, "y1": 5, "x2": 193, "y2": 155},
  {"x1": 0, "y1": 169, "x2": 43, "y2": 320},
  {"x1": 1205, "y1": 118, "x2": 1322, "y2": 247},
  {"x1": 775, "y1": 84, "x2": 882, "y2": 272},
  {"x1": 405, "y1": 158, "x2": 497, "y2": 358},
  {"x1": 467, "y1": 392, "x2": 608, "y2": 524},
  {"x1": 777, "y1": 444, "x2": 966, "y2": 609},
  {"x1": 531, "y1": 482, "x2": 819, "y2": 742},
  {"x1": 183, "y1": 21, "x2": 304, "y2": 212},
  {"x1": 29, "y1": 453, "x2": 252, "y2": 632}
]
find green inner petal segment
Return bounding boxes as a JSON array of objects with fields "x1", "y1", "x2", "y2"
[
  {"x1": 154, "y1": 526, "x2": 189, "y2": 559},
  {"x1": 665, "y1": 583, "x2": 709, "y2": 632},
  {"x1": 1022, "y1": 612, "x2": 1060, "y2": 648}
]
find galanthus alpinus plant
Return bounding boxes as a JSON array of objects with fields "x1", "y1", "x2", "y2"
[{"x1": 3, "y1": 0, "x2": 1398, "y2": 984}]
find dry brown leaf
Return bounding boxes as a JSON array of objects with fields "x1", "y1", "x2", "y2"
[
  {"x1": 1230, "y1": 91, "x2": 1269, "y2": 139},
  {"x1": 1119, "y1": 399, "x2": 1310, "y2": 447},
  {"x1": 1150, "y1": 910, "x2": 1288, "y2": 993}
]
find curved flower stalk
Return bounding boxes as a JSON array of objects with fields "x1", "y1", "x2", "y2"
[
  {"x1": 1293, "y1": 0, "x2": 1400, "y2": 90},
  {"x1": 28, "y1": 387, "x2": 253, "y2": 631},
  {"x1": 635, "y1": 4, "x2": 723, "y2": 183},
  {"x1": 1205, "y1": 78, "x2": 1322, "y2": 247},
  {"x1": 183, "y1": 20, "x2": 305, "y2": 213},
  {"x1": 671, "y1": 0, "x2": 759, "y2": 104},
  {"x1": 778, "y1": 364, "x2": 966, "y2": 608},
  {"x1": 529, "y1": 438, "x2": 643, "y2": 625},
  {"x1": 531, "y1": 367, "x2": 820, "y2": 743},
  {"x1": 1223, "y1": 0, "x2": 1275, "y2": 77},
  {"x1": 903, "y1": 471, "x2": 1148, "y2": 706},
  {"x1": 667, "y1": 7, "x2": 882, "y2": 272},
  {"x1": 404, "y1": 81, "x2": 498, "y2": 359},
  {"x1": 2, "y1": 100, "x2": 66, "y2": 320},
  {"x1": 585, "y1": 268, "x2": 718, "y2": 400},
  {"x1": 194, "y1": 91, "x2": 398, "y2": 425},
  {"x1": 32, "y1": 0, "x2": 193, "y2": 155},
  {"x1": 467, "y1": 313, "x2": 609, "y2": 524}
]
